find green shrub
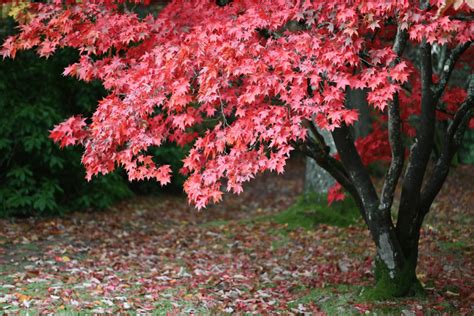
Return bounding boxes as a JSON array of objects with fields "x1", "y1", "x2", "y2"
[
  {"x1": 0, "y1": 19, "x2": 132, "y2": 217},
  {"x1": 0, "y1": 17, "x2": 189, "y2": 217}
]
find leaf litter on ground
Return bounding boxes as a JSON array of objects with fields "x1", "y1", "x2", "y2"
[{"x1": 0, "y1": 157, "x2": 472, "y2": 314}]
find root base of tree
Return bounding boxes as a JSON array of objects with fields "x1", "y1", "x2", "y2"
[{"x1": 361, "y1": 259, "x2": 426, "y2": 300}]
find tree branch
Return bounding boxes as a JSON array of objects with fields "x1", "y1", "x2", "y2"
[
  {"x1": 391, "y1": 26, "x2": 408, "y2": 57},
  {"x1": 301, "y1": 121, "x2": 348, "y2": 180},
  {"x1": 380, "y1": 93, "x2": 405, "y2": 210},
  {"x1": 299, "y1": 119, "x2": 368, "y2": 222},
  {"x1": 303, "y1": 118, "x2": 331, "y2": 154},
  {"x1": 331, "y1": 124, "x2": 379, "y2": 214},
  {"x1": 379, "y1": 26, "x2": 407, "y2": 213},
  {"x1": 435, "y1": 106, "x2": 455, "y2": 116},
  {"x1": 332, "y1": 124, "x2": 404, "y2": 270},
  {"x1": 216, "y1": 0, "x2": 233, "y2": 6},
  {"x1": 433, "y1": 41, "x2": 472, "y2": 102},
  {"x1": 449, "y1": 15, "x2": 474, "y2": 22},
  {"x1": 397, "y1": 40, "x2": 434, "y2": 240},
  {"x1": 420, "y1": 75, "x2": 474, "y2": 213},
  {"x1": 302, "y1": 141, "x2": 353, "y2": 194}
]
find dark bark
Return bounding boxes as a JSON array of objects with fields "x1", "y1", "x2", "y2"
[
  {"x1": 331, "y1": 125, "x2": 407, "y2": 282},
  {"x1": 304, "y1": 88, "x2": 372, "y2": 204},
  {"x1": 420, "y1": 75, "x2": 474, "y2": 213},
  {"x1": 346, "y1": 88, "x2": 372, "y2": 138},
  {"x1": 433, "y1": 42, "x2": 472, "y2": 102},
  {"x1": 216, "y1": 0, "x2": 232, "y2": 6},
  {"x1": 299, "y1": 120, "x2": 368, "y2": 221},
  {"x1": 304, "y1": 121, "x2": 422, "y2": 296},
  {"x1": 397, "y1": 40, "x2": 434, "y2": 258},
  {"x1": 331, "y1": 125, "x2": 379, "y2": 210},
  {"x1": 379, "y1": 27, "x2": 408, "y2": 214},
  {"x1": 380, "y1": 93, "x2": 404, "y2": 210}
]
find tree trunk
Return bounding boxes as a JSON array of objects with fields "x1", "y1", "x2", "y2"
[
  {"x1": 346, "y1": 88, "x2": 372, "y2": 139},
  {"x1": 370, "y1": 227, "x2": 424, "y2": 299},
  {"x1": 304, "y1": 128, "x2": 336, "y2": 197},
  {"x1": 372, "y1": 256, "x2": 421, "y2": 298}
]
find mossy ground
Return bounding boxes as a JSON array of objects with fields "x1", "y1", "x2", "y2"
[
  {"x1": 289, "y1": 284, "x2": 438, "y2": 315},
  {"x1": 271, "y1": 192, "x2": 361, "y2": 230},
  {"x1": 204, "y1": 192, "x2": 360, "y2": 232}
]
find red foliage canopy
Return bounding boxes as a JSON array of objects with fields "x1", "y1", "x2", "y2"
[{"x1": 2, "y1": 0, "x2": 472, "y2": 208}]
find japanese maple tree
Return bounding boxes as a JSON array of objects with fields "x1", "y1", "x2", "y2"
[{"x1": 2, "y1": 0, "x2": 473, "y2": 297}]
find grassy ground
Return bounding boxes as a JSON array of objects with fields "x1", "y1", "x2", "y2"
[{"x1": 0, "y1": 160, "x2": 472, "y2": 314}]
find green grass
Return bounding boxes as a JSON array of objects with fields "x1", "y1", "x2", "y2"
[
  {"x1": 200, "y1": 193, "x2": 361, "y2": 232},
  {"x1": 271, "y1": 193, "x2": 361, "y2": 230},
  {"x1": 288, "y1": 284, "x2": 364, "y2": 314},
  {"x1": 287, "y1": 284, "x2": 457, "y2": 315},
  {"x1": 439, "y1": 240, "x2": 469, "y2": 253},
  {"x1": 199, "y1": 219, "x2": 230, "y2": 228}
]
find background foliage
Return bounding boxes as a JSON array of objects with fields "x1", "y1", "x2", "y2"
[
  {"x1": 0, "y1": 19, "x2": 128, "y2": 216},
  {"x1": 0, "y1": 18, "x2": 186, "y2": 217}
]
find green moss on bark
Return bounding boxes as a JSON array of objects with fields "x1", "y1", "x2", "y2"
[{"x1": 362, "y1": 258, "x2": 425, "y2": 300}]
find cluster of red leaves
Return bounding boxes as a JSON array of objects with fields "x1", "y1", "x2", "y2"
[
  {"x1": 0, "y1": 159, "x2": 472, "y2": 314},
  {"x1": 1, "y1": 0, "x2": 472, "y2": 208}
]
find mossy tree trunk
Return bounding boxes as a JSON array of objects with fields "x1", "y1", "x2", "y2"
[
  {"x1": 372, "y1": 255, "x2": 422, "y2": 299},
  {"x1": 369, "y1": 214, "x2": 424, "y2": 298}
]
